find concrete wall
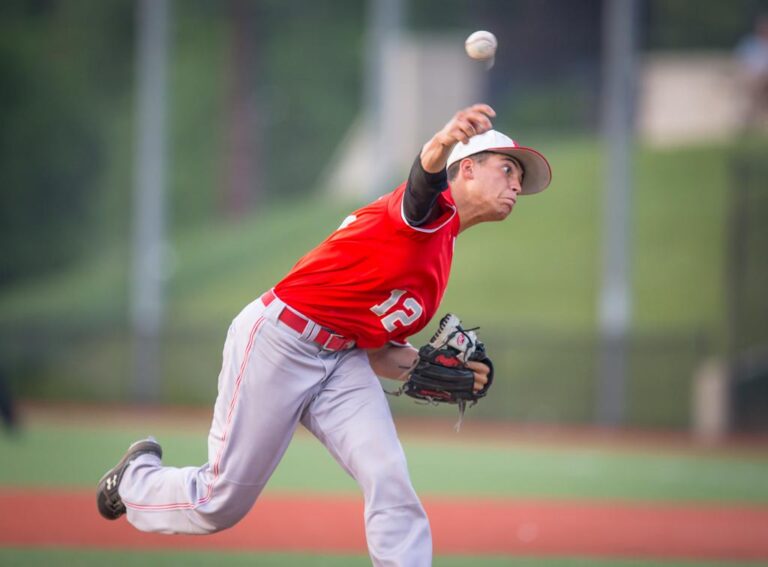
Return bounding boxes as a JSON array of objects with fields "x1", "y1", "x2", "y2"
[{"x1": 638, "y1": 52, "x2": 748, "y2": 147}]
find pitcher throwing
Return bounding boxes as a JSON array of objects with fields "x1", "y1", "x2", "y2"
[{"x1": 97, "y1": 104, "x2": 552, "y2": 566}]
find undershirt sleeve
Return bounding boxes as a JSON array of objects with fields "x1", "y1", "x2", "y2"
[{"x1": 403, "y1": 155, "x2": 449, "y2": 227}]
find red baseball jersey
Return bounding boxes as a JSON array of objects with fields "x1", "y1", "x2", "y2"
[{"x1": 274, "y1": 183, "x2": 460, "y2": 349}]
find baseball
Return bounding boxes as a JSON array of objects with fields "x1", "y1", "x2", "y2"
[{"x1": 465, "y1": 30, "x2": 497, "y2": 62}]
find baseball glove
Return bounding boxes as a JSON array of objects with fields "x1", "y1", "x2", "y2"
[{"x1": 396, "y1": 313, "x2": 494, "y2": 428}]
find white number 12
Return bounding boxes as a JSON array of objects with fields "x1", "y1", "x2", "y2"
[{"x1": 370, "y1": 289, "x2": 423, "y2": 332}]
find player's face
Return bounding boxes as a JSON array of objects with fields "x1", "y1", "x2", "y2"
[{"x1": 473, "y1": 154, "x2": 524, "y2": 220}]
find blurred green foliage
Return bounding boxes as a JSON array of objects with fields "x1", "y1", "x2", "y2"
[
  {"x1": 0, "y1": 0, "x2": 365, "y2": 287},
  {"x1": 647, "y1": 0, "x2": 768, "y2": 49},
  {"x1": 0, "y1": 0, "x2": 134, "y2": 285}
]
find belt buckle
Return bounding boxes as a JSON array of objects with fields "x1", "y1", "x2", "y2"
[
  {"x1": 320, "y1": 332, "x2": 353, "y2": 352},
  {"x1": 320, "y1": 333, "x2": 341, "y2": 352}
]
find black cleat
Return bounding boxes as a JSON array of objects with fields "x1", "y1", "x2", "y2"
[{"x1": 97, "y1": 437, "x2": 162, "y2": 520}]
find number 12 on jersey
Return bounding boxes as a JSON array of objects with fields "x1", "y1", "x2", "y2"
[{"x1": 370, "y1": 290, "x2": 423, "y2": 332}]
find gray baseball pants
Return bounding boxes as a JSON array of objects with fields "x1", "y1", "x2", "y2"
[{"x1": 118, "y1": 292, "x2": 432, "y2": 566}]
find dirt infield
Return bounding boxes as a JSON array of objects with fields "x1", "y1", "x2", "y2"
[{"x1": 2, "y1": 489, "x2": 767, "y2": 561}]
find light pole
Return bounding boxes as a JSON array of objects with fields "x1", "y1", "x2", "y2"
[{"x1": 131, "y1": 0, "x2": 171, "y2": 402}]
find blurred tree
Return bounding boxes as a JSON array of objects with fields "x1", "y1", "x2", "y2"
[
  {"x1": 648, "y1": 0, "x2": 768, "y2": 49},
  {"x1": 224, "y1": 0, "x2": 263, "y2": 217},
  {"x1": 167, "y1": 0, "x2": 365, "y2": 220},
  {"x1": 0, "y1": 0, "x2": 133, "y2": 286},
  {"x1": 0, "y1": 13, "x2": 99, "y2": 286},
  {"x1": 258, "y1": 0, "x2": 365, "y2": 200}
]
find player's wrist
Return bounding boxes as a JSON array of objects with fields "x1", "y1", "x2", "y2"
[
  {"x1": 415, "y1": 155, "x2": 448, "y2": 185},
  {"x1": 420, "y1": 140, "x2": 453, "y2": 174}
]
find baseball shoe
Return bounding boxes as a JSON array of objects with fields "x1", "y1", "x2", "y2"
[{"x1": 97, "y1": 437, "x2": 162, "y2": 520}]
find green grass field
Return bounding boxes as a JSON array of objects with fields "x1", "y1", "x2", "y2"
[
  {"x1": 2, "y1": 411, "x2": 768, "y2": 566},
  {"x1": 4, "y1": 418, "x2": 768, "y2": 503},
  {"x1": 1, "y1": 548, "x2": 762, "y2": 567}
]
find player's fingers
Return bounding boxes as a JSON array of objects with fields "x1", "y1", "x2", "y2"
[
  {"x1": 467, "y1": 112, "x2": 493, "y2": 134},
  {"x1": 469, "y1": 103, "x2": 496, "y2": 119},
  {"x1": 454, "y1": 105, "x2": 494, "y2": 129},
  {"x1": 453, "y1": 119, "x2": 478, "y2": 142},
  {"x1": 467, "y1": 360, "x2": 490, "y2": 374},
  {"x1": 473, "y1": 371, "x2": 488, "y2": 391},
  {"x1": 465, "y1": 360, "x2": 490, "y2": 392},
  {"x1": 455, "y1": 109, "x2": 493, "y2": 138},
  {"x1": 457, "y1": 114, "x2": 488, "y2": 138},
  {"x1": 447, "y1": 107, "x2": 493, "y2": 143},
  {"x1": 459, "y1": 124, "x2": 476, "y2": 141},
  {"x1": 465, "y1": 103, "x2": 495, "y2": 115},
  {"x1": 470, "y1": 371, "x2": 488, "y2": 382}
]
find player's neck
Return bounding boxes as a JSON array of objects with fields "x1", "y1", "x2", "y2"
[
  {"x1": 453, "y1": 190, "x2": 484, "y2": 233},
  {"x1": 458, "y1": 213, "x2": 484, "y2": 233}
]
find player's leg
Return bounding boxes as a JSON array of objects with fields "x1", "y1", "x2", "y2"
[
  {"x1": 301, "y1": 349, "x2": 431, "y2": 567},
  {"x1": 115, "y1": 298, "x2": 326, "y2": 534}
]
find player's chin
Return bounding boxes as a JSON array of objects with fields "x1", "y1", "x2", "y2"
[
  {"x1": 496, "y1": 202, "x2": 515, "y2": 219},
  {"x1": 488, "y1": 210, "x2": 511, "y2": 224}
]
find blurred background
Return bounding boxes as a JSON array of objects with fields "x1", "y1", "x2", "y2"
[{"x1": 1, "y1": 0, "x2": 767, "y2": 438}]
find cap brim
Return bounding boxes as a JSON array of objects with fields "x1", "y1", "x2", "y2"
[{"x1": 488, "y1": 146, "x2": 552, "y2": 195}]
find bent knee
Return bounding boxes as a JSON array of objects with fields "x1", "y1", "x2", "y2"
[
  {"x1": 189, "y1": 502, "x2": 250, "y2": 533},
  {"x1": 203, "y1": 512, "x2": 243, "y2": 533},
  {"x1": 189, "y1": 485, "x2": 260, "y2": 533}
]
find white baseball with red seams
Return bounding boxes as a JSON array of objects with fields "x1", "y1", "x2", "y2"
[{"x1": 465, "y1": 30, "x2": 497, "y2": 61}]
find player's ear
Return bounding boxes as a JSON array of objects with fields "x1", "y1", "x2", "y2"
[{"x1": 459, "y1": 158, "x2": 475, "y2": 180}]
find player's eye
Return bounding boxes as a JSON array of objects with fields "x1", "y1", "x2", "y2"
[{"x1": 501, "y1": 163, "x2": 524, "y2": 181}]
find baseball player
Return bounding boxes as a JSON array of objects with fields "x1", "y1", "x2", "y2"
[{"x1": 97, "y1": 104, "x2": 551, "y2": 566}]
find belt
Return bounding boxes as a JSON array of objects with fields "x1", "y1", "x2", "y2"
[{"x1": 262, "y1": 290, "x2": 355, "y2": 352}]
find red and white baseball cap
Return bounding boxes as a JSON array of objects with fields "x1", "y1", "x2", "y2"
[{"x1": 446, "y1": 130, "x2": 552, "y2": 195}]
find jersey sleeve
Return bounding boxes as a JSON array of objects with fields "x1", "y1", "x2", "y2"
[
  {"x1": 387, "y1": 184, "x2": 458, "y2": 235},
  {"x1": 403, "y1": 155, "x2": 448, "y2": 226}
]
